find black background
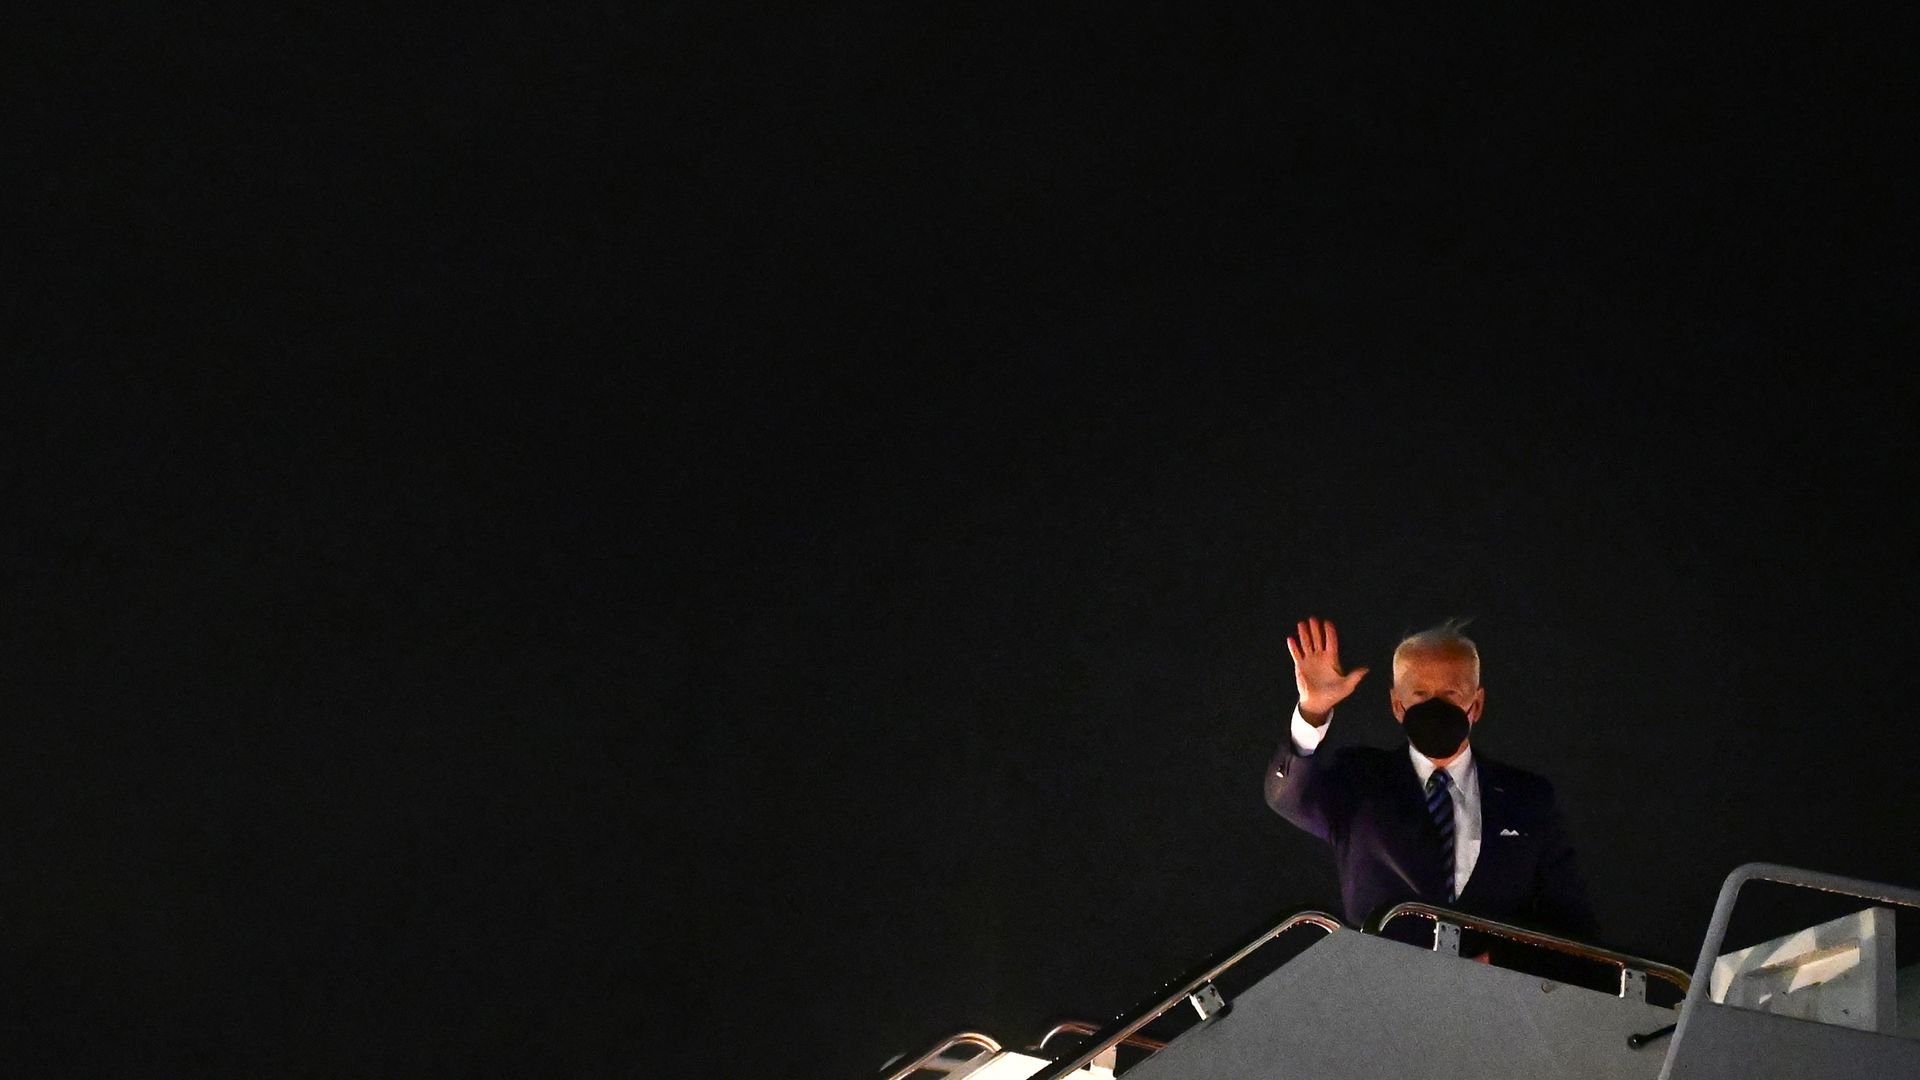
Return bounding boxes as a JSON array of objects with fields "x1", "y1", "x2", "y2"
[{"x1": 13, "y1": 5, "x2": 1920, "y2": 1078}]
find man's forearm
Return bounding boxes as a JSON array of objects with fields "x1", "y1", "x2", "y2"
[{"x1": 1265, "y1": 720, "x2": 1335, "y2": 841}]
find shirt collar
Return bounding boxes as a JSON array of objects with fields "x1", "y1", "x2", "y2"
[{"x1": 1409, "y1": 742, "x2": 1475, "y2": 790}]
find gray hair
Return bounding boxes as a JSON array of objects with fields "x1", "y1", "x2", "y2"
[{"x1": 1392, "y1": 618, "x2": 1481, "y2": 685}]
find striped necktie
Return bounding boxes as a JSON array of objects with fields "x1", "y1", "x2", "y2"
[{"x1": 1426, "y1": 770, "x2": 1456, "y2": 903}]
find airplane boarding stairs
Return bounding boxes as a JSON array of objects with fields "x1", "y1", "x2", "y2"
[{"x1": 878, "y1": 863, "x2": 1920, "y2": 1080}]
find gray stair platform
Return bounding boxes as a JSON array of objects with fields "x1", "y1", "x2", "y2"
[{"x1": 1123, "y1": 929, "x2": 1675, "y2": 1080}]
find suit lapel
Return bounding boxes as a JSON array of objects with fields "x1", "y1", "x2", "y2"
[{"x1": 1460, "y1": 754, "x2": 1508, "y2": 904}]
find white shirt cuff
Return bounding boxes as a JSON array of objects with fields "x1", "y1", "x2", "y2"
[{"x1": 1290, "y1": 705, "x2": 1329, "y2": 754}]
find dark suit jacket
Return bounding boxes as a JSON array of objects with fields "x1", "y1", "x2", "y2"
[{"x1": 1264, "y1": 735, "x2": 1599, "y2": 946}]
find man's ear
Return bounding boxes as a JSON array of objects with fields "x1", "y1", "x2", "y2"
[
  {"x1": 1389, "y1": 692, "x2": 1406, "y2": 723},
  {"x1": 1467, "y1": 688, "x2": 1486, "y2": 724}
]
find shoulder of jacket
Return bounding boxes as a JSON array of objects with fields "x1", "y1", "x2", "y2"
[
  {"x1": 1340, "y1": 745, "x2": 1404, "y2": 772},
  {"x1": 1478, "y1": 757, "x2": 1556, "y2": 800}
]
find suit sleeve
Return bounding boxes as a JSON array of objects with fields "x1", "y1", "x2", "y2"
[
  {"x1": 1263, "y1": 716, "x2": 1347, "y2": 843},
  {"x1": 1528, "y1": 783, "x2": 1601, "y2": 942}
]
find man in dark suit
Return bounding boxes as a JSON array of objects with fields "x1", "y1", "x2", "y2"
[{"x1": 1264, "y1": 616, "x2": 1598, "y2": 956}]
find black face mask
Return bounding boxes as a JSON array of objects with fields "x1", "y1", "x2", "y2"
[{"x1": 1401, "y1": 697, "x2": 1472, "y2": 760}]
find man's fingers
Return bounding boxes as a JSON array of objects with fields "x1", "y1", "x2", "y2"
[
  {"x1": 1297, "y1": 620, "x2": 1313, "y2": 653},
  {"x1": 1324, "y1": 619, "x2": 1340, "y2": 659},
  {"x1": 1307, "y1": 616, "x2": 1325, "y2": 653},
  {"x1": 1286, "y1": 637, "x2": 1303, "y2": 666}
]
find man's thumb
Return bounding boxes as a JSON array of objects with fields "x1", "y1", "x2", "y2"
[{"x1": 1344, "y1": 666, "x2": 1370, "y2": 689}]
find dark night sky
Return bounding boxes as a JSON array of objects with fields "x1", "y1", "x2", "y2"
[{"x1": 12, "y1": 5, "x2": 1920, "y2": 1078}]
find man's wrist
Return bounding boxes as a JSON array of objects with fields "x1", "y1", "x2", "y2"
[
  {"x1": 1297, "y1": 699, "x2": 1338, "y2": 726},
  {"x1": 1290, "y1": 704, "x2": 1331, "y2": 753}
]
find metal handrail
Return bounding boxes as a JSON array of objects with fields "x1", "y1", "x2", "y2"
[
  {"x1": 879, "y1": 1031, "x2": 1002, "y2": 1080},
  {"x1": 1036, "y1": 1020, "x2": 1168, "y2": 1053},
  {"x1": 1660, "y1": 862, "x2": 1920, "y2": 1069},
  {"x1": 1029, "y1": 909, "x2": 1344, "y2": 1080},
  {"x1": 1680, "y1": 861, "x2": 1920, "y2": 1008},
  {"x1": 1364, "y1": 901, "x2": 1692, "y2": 999}
]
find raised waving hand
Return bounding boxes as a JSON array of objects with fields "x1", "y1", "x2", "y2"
[{"x1": 1287, "y1": 616, "x2": 1370, "y2": 726}]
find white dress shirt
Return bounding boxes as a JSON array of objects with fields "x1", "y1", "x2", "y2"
[{"x1": 1290, "y1": 706, "x2": 1483, "y2": 898}]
